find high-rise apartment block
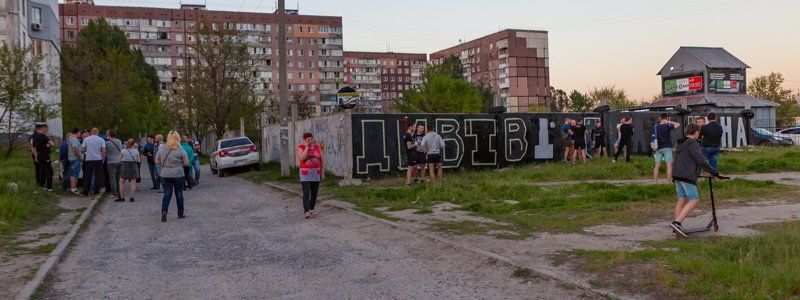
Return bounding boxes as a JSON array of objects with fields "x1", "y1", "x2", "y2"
[
  {"x1": 343, "y1": 51, "x2": 426, "y2": 113},
  {"x1": 1, "y1": 0, "x2": 63, "y2": 137},
  {"x1": 59, "y1": 1, "x2": 344, "y2": 114},
  {"x1": 430, "y1": 29, "x2": 550, "y2": 112}
]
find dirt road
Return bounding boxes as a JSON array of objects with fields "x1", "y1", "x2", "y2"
[{"x1": 40, "y1": 167, "x2": 587, "y2": 299}]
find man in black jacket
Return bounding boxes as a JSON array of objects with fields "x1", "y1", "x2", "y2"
[
  {"x1": 699, "y1": 113, "x2": 724, "y2": 170},
  {"x1": 670, "y1": 123, "x2": 724, "y2": 237},
  {"x1": 612, "y1": 117, "x2": 634, "y2": 163}
]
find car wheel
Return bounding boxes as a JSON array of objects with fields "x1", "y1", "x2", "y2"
[
  {"x1": 759, "y1": 140, "x2": 772, "y2": 146},
  {"x1": 210, "y1": 166, "x2": 218, "y2": 174},
  {"x1": 253, "y1": 163, "x2": 261, "y2": 171},
  {"x1": 218, "y1": 169, "x2": 225, "y2": 177}
]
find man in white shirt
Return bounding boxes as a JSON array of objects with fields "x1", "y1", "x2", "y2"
[
  {"x1": 421, "y1": 126, "x2": 446, "y2": 186},
  {"x1": 81, "y1": 128, "x2": 107, "y2": 195}
]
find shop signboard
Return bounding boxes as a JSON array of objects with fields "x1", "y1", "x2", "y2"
[{"x1": 664, "y1": 75, "x2": 703, "y2": 96}]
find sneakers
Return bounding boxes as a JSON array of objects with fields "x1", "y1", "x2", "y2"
[
  {"x1": 611, "y1": 159, "x2": 617, "y2": 164},
  {"x1": 670, "y1": 221, "x2": 687, "y2": 237},
  {"x1": 70, "y1": 188, "x2": 81, "y2": 195},
  {"x1": 129, "y1": 198, "x2": 135, "y2": 202}
]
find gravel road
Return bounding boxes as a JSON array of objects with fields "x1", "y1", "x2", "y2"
[{"x1": 40, "y1": 166, "x2": 586, "y2": 299}]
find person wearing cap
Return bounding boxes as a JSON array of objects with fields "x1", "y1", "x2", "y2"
[{"x1": 297, "y1": 132, "x2": 323, "y2": 219}]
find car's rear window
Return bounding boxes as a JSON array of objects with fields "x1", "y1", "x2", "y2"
[{"x1": 220, "y1": 138, "x2": 252, "y2": 149}]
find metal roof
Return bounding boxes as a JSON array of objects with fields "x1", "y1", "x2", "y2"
[
  {"x1": 649, "y1": 94, "x2": 776, "y2": 108},
  {"x1": 682, "y1": 47, "x2": 749, "y2": 69}
]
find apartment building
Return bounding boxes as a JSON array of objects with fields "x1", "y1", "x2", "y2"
[
  {"x1": 1, "y1": 0, "x2": 63, "y2": 138},
  {"x1": 59, "y1": 1, "x2": 344, "y2": 115},
  {"x1": 430, "y1": 29, "x2": 550, "y2": 113},
  {"x1": 343, "y1": 51, "x2": 426, "y2": 113}
]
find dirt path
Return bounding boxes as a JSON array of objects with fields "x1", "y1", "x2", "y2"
[
  {"x1": 0, "y1": 196, "x2": 89, "y2": 299},
  {"x1": 40, "y1": 166, "x2": 588, "y2": 299}
]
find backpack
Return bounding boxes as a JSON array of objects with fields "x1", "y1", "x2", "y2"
[{"x1": 59, "y1": 141, "x2": 69, "y2": 160}]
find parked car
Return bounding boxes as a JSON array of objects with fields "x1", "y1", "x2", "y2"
[
  {"x1": 773, "y1": 126, "x2": 800, "y2": 146},
  {"x1": 750, "y1": 128, "x2": 794, "y2": 146},
  {"x1": 210, "y1": 136, "x2": 260, "y2": 177}
]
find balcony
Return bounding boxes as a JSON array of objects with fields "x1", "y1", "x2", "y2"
[
  {"x1": 499, "y1": 81, "x2": 510, "y2": 89},
  {"x1": 320, "y1": 77, "x2": 341, "y2": 84}
]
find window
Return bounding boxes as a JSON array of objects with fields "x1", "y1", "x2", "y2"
[
  {"x1": 81, "y1": 18, "x2": 88, "y2": 25},
  {"x1": 33, "y1": 73, "x2": 44, "y2": 89},
  {"x1": 32, "y1": 7, "x2": 42, "y2": 25},
  {"x1": 32, "y1": 40, "x2": 43, "y2": 56},
  {"x1": 66, "y1": 17, "x2": 74, "y2": 25},
  {"x1": 175, "y1": 34, "x2": 183, "y2": 42},
  {"x1": 176, "y1": 59, "x2": 184, "y2": 67},
  {"x1": 67, "y1": 30, "x2": 75, "y2": 39}
]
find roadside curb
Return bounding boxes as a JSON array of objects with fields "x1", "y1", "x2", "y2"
[
  {"x1": 260, "y1": 181, "x2": 624, "y2": 299},
  {"x1": 16, "y1": 193, "x2": 104, "y2": 300}
]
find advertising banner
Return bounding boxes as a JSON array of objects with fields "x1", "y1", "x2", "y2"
[
  {"x1": 708, "y1": 71, "x2": 745, "y2": 94},
  {"x1": 664, "y1": 75, "x2": 703, "y2": 96}
]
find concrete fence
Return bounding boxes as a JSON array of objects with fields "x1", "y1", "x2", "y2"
[{"x1": 261, "y1": 113, "x2": 354, "y2": 178}]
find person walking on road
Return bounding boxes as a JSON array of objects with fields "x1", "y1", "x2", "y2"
[
  {"x1": 82, "y1": 128, "x2": 106, "y2": 196},
  {"x1": 105, "y1": 129, "x2": 124, "y2": 200},
  {"x1": 422, "y1": 126, "x2": 446, "y2": 186},
  {"x1": 31, "y1": 123, "x2": 54, "y2": 191},
  {"x1": 652, "y1": 113, "x2": 681, "y2": 184},
  {"x1": 297, "y1": 133, "x2": 323, "y2": 219},
  {"x1": 699, "y1": 113, "x2": 724, "y2": 171},
  {"x1": 191, "y1": 138, "x2": 201, "y2": 183},
  {"x1": 612, "y1": 117, "x2": 634, "y2": 163},
  {"x1": 119, "y1": 138, "x2": 141, "y2": 202},
  {"x1": 156, "y1": 131, "x2": 189, "y2": 222}
]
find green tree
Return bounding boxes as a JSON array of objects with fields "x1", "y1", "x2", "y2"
[
  {"x1": 567, "y1": 90, "x2": 595, "y2": 112},
  {"x1": 475, "y1": 79, "x2": 496, "y2": 113},
  {"x1": 0, "y1": 42, "x2": 44, "y2": 158},
  {"x1": 549, "y1": 87, "x2": 569, "y2": 112},
  {"x1": 61, "y1": 18, "x2": 165, "y2": 139},
  {"x1": 589, "y1": 85, "x2": 635, "y2": 110},
  {"x1": 172, "y1": 18, "x2": 265, "y2": 141},
  {"x1": 748, "y1": 72, "x2": 800, "y2": 127},
  {"x1": 395, "y1": 57, "x2": 482, "y2": 113}
]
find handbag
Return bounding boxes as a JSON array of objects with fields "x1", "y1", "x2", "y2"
[{"x1": 650, "y1": 125, "x2": 659, "y2": 150}]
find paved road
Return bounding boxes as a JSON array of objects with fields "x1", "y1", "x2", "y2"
[{"x1": 41, "y1": 166, "x2": 585, "y2": 299}]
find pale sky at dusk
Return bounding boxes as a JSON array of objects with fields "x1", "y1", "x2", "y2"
[{"x1": 77, "y1": 0, "x2": 800, "y2": 101}]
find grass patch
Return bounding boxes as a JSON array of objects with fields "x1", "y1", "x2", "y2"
[
  {"x1": 331, "y1": 178, "x2": 797, "y2": 233},
  {"x1": 29, "y1": 242, "x2": 57, "y2": 255},
  {"x1": 430, "y1": 220, "x2": 516, "y2": 236},
  {"x1": 512, "y1": 267, "x2": 535, "y2": 278},
  {"x1": 355, "y1": 207, "x2": 400, "y2": 222},
  {"x1": 568, "y1": 221, "x2": 800, "y2": 298},
  {"x1": 0, "y1": 149, "x2": 61, "y2": 247}
]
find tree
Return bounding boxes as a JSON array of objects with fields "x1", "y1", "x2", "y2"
[
  {"x1": 748, "y1": 72, "x2": 800, "y2": 127},
  {"x1": 172, "y1": 18, "x2": 265, "y2": 141},
  {"x1": 589, "y1": 85, "x2": 636, "y2": 110},
  {"x1": 395, "y1": 58, "x2": 482, "y2": 113},
  {"x1": 475, "y1": 79, "x2": 496, "y2": 113},
  {"x1": 567, "y1": 90, "x2": 595, "y2": 112},
  {"x1": 61, "y1": 18, "x2": 165, "y2": 139},
  {"x1": 0, "y1": 42, "x2": 43, "y2": 158},
  {"x1": 549, "y1": 87, "x2": 569, "y2": 112}
]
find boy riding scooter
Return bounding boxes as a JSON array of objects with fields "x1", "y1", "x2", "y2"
[{"x1": 669, "y1": 123, "x2": 726, "y2": 237}]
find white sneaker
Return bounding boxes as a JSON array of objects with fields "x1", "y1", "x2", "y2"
[
  {"x1": 71, "y1": 188, "x2": 80, "y2": 195},
  {"x1": 611, "y1": 159, "x2": 617, "y2": 164}
]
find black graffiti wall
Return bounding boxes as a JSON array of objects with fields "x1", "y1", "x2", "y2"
[{"x1": 351, "y1": 112, "x2": 751, "y2": 178}]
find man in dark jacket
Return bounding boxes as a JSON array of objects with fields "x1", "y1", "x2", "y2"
[
  {"x1": 670, "y1": 123, "x2": 724, "y2": 237},
  {"x1": 612, "y1": 117, "x2": 634, "y2": 163},
  {"x1": 699, "y1": 113, "x2": 724, "y2": 170}
]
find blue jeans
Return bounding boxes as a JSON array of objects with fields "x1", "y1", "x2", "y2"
[
  {"x1": 192, "y1": 159, "x2": 201, "y2": 183},
  {"x1": 161, "y1": 177, "x2": 185, "y2": 216},
  {"x1": 60, "y1": 159, "x2": 70, "y2": 190},
  {"x1": 147, "y1": 161, "x2": 159, "y2": 189},
  {"x1": 702, "y1": 147, "x2": 720, "y2": 171},
  {"x1": 675, "y1": 181, "x2": 699, "y2": 200}
]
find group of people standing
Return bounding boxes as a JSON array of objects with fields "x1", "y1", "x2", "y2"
[
  {"x1": 30, "y1": 124, "x2": 202, "y2": 223},
  {"x1": 562, "y1": 118, "x2": 608, "y2": 164},
  {"x1": 403, "y1": 124, "x2": 446, "y2": 187}
]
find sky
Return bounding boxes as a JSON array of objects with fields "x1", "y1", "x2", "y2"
[{"x1": 82, "y1": 0, "x2": 800, "y2": 100}]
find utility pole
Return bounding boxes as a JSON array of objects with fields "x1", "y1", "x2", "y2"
[{"x1": 278, "y1": 0, "x2": 290, "y2": 177}]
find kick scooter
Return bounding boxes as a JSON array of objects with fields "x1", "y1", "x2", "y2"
[{"x1": 681, "y1": 174, "x2": 730, "y2": 235}]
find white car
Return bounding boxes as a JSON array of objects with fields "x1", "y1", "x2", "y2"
[
  {"x1": 773, "y1": 127, "x2": 800, "y2": 147},
  {"x1": 210, "y1": 136, "x2": 260, "y2": 177}
]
